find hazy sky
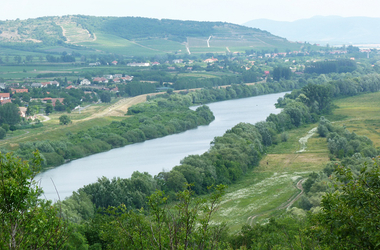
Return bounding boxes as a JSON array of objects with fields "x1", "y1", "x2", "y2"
[{"x1": 2, "y1": 0, "x2": 380, "y2": 24}]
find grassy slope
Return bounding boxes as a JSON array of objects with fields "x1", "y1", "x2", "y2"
[
  {"x1": 213, "y1": 124, "x2": 329, "y2": 232},
  {"x1": 212, "y1": 91, "x2": 380, "y2": 232},
  {"x1": 329, "y1": 92, "x2": 380, "y2": 147}
]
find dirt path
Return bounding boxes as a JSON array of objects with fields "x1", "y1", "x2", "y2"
[
  {"x1": 247, "y1": 178, "x2": 305, "y2": 225},
  {"x1": 297, "y1": 127, "x2": 317, "y2": 153}
]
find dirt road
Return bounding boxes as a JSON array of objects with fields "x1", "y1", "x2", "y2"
[{"x1": 246, "y1": 178, "x2": 305, "y2": 225}]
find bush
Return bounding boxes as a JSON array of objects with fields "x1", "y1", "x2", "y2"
[
  {"x1": 280, "y1": 132, "x2": 289, "y2": 142},
  {"x1": 0, "y1": 127, "x2": 6, "y2": 139}
]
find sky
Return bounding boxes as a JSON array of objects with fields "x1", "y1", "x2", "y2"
[{"x1": 2, "y1": 0, "x2": 380, "y2": 24}]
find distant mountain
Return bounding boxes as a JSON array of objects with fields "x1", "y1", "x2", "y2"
[
  {"x1": 0, "y1": 15, "x2": 302, "y2": 56},
  {"x1": 244, "y1": 16, "x2": 380, "y2": 45}
]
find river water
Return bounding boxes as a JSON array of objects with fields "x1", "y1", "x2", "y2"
[{"x1": 38, "y1": 92, "x2": 286, "y2": 201}]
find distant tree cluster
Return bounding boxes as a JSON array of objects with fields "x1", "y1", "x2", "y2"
[{"x1": 305, "y1": 59, "x2": 357, "y2": 74}]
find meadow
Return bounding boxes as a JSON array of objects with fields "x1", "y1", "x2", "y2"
[{"x1": 212, "y1": 91, "x2": 380, "y2": 232}]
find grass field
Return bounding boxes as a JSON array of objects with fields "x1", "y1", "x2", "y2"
[
  {"x1": 328, "y1": 92, "x2": 380, "y2": 147},
  {"x1": 213, "y1": 123, "x2": 329, "y2": 232},
  {"x1": 212, "y1": 92, "x2": 380, "y2": 232}
]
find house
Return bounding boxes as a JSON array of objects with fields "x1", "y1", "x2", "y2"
[
  {"x1": 113, "y1": 74, "x2": 123, "y2": 78},
  {"x1": 0, "y1": 83, "x2": 6, "y2": 90},
  {"x1": 204, "y1": 57, "x2": 218, "y2": 63},
  {"x1": 121, "y1": 75, "x2": 133, "y2": 82},
  {"x1": 89, "y1": 62, "x2": 101, "y2": 66},
  {"x1": 30, "y1": 82, "x2": 42, "y2": 88},
  {"x1": 127, "y1": 62, "x2": 150, "y2": 67},
  {"x1": 42, "y1": 98, "x2": 65, "y2": 107},
  {"x1": 80, "y1": 79, "x2": 91, "y2": 85},
  {"x1": 111, "y1": 61, "x2": 118, "y2": 65},
  {"x1": 113, "y1": 78, "x2": 121, "y2": 83},
  {"x1": 152, "y1": 62, "x2": 160, "y2": 66},
  {"x1": 264, "y1": 71, "x2": 270, "y2": 76},
  {"x1": 41, "y1": 81, "x2": 59, "y2": 88},
  {"x1": 104, "y1": 75, "x2": 113, "y2": 80},
  {"x1": 51, "y1": 81, "x2": 59, "y2": 87},
  {"x1": 172, "y1": 59, "x2": 183, "y2": 64},
  {"x1": 93, "y1": 77, "x2": 108, "y2": 84},
  {"x1": 0, "y1": 93, "x2": 10, "y2": 101},
  {"x1": 19, "y1": 107, "x2": 27, "y2": 118},
  {"x1": 1, "y1": 99, "x2": 11, "y2": 105},
  {"x1": 264, "y1": 54, "x2": 271, "y2": 58},
  {"x1": 66, "y1": 85, "x2": 76, "y2": 90},
  {"x1": 11, "y1": 88, "x2": 28, "y2": 94}
]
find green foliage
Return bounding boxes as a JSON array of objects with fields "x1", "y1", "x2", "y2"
[
  {"x1": 272, "y1": 66, "x2": 292, "y2": 81},
  {"x1": 317, "y1": 117, "x2": 378, "y2": 159},
  {"x1": 310, "y1": 158, "x2": 380, "y2": 249},
  {"x1": 59, "y1": 114, "x2": 71, "y2": 125},
  {"x1": 0, "y1": 152, "x2": 70, "y2": 249},
  {"x1": 100, "y1": 92, "x2": 111, "y2": 103},
  {"x1": 305, "y1": 59, "x2": 357, "y2": 74},
  {"x1": 0, "y1": 103, "x2": 21, "y2": 126},
  {"x1": 45, "y1": 103, "x2": 53, "y2": 115},
  {"x1": 0, "y1": 127, "x2": 6, "y2": 139},
  {"x1": 230, "y1": 215, "x2": 313, "y2": 249},
  {"x1": 95, "y1": 184, "x2": 228, "y2": 249}
]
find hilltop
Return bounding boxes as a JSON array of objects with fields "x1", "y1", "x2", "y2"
[
  {"x1": 243, "y1": 16, "x2": 380, "y2": 45},
  {"x1": 0, "y1": 15, "x2": 301, "y2": 56}
]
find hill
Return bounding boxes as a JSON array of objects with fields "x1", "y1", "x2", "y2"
[
  {"x1": 0, "y1": 15, "x2": 301, "y2": 56},
  {"x1": 243, "y1": 16, "x2": 380, "y2": 45}
]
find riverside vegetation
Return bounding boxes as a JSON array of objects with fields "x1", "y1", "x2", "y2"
[
  {"x1": 2, "y1": 46, "x2": 380, "y2": 248},
  {"x1": 2, "y1": 65, "x2": 380, "y2": 248}
]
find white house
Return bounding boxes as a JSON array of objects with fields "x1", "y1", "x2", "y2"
[{"x1": 80, "y1": 79, "x2": 91, "y2": 85}]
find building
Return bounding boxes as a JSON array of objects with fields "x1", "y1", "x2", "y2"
[
  {"x1": 127, "y1": 62, "x2": 150, "y2": 67},
  {"x1": 19, "y1": 107, "x2": 27, "y2": 118},
  {"x1": 89, "y1": 62, "x2": 101, "y2": 66},
  {"x1": 121, "y1": 75, "x2": 133, "y2": 82},
  {"x1": 11, "y1": 88, "x2": 28, "y2": 94},
  {"x1": 42, "y1": 98, "x2": 65, "y2": 107},
  {"x1": 0, "y1": 93, "x2": 10, "y2": 101},
  {"x1": 80, "y1": 79, "x2": 91, "y2": 85},
  {"x1": 172, "y1": 59, "x2": 183, "y2": 64},
  {"x1": 31, "y1": 83, "x2": 42, "y2": 88},
  {"x1": 204, "y1": 57, "x2": 218, "y2": 63}
]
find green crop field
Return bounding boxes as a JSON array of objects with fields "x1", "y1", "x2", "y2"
[{"x1": 78, "y1": 33, "x2": 180, "y2": 56}]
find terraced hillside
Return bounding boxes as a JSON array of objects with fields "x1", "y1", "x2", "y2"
[{"x1": 0, "y1": 15, "x2": 302, "y2": 56}]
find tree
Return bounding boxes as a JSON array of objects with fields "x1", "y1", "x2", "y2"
[
  {"x1": 0, "y1": 152, "x2": 70, "y2": 249},
  {"x1": 45, "y1": 104, "x2": 53, "y2": 115},
  {"x1": 0, "y1": 103, "x2": 21, "y2": 126},
  {"x1": 59, "y1": 115, "x2": 71, "y2": 125},
  {"x1": 100, "y1": 184, "x2": 228, "y2": 249},
  {"x1": 311, "y1": 158, "x2": 380, "y2": 249},
  {"x1": 25, "y1": 55, "x2": 33, "y2": 63},
  {"x1": 0, "y1": 127, "x2": 6, "y2": 139},
  {"x1": 14, "y1": 55, "x2": 22, "y2": 64},
  {"x1": 54, "y1": 100, "x2": 65, "y2": 111},
  {"x1": 100, "y1": 92, "x2": 111, "y2": 103}
]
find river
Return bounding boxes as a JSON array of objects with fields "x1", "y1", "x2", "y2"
[{"x1": 38, "y1": 92, "x2": 286, "y2": 201}]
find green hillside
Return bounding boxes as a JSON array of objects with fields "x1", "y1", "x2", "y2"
[{"x1": 0, "y1": 15, "x2": 302, "y2": 57}]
